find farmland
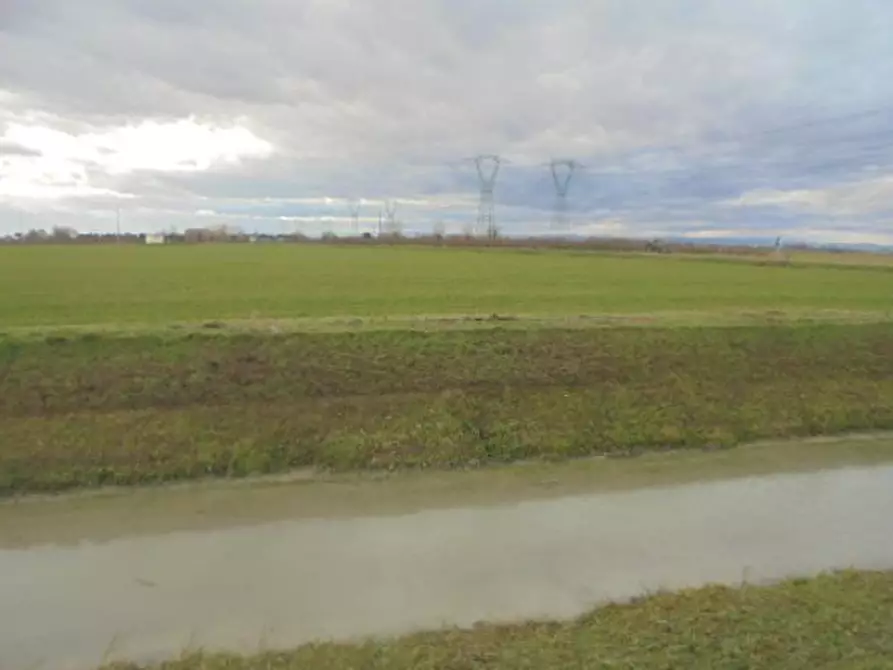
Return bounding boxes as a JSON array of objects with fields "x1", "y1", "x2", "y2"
[
  {"x1": 1, "y1": 243, "x2": 893, "y2": 495},
  {"x1": 1, "y1": 243, "x2": 892, "y2": 329}
]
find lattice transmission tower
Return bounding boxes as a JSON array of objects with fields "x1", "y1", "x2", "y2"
[
  {"x1": 348, "y1": 199, "x2": 361, "y2": 234},
  {"x1": 383, "y1": 199, "x2": 399, "y2": 235},
  {"x1": 473, "y1": 155, "x2": 502, "y2": 239},
  {"x1": 548, "y1": 159, "x2": 581, "y2": 230}
]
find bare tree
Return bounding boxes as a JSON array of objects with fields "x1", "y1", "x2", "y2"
[
  {"x1": 51, "y1": 226, "x2": 78, "y2": 242},
  {"x1": 432, "y1": 220, "x2": 446, "y2": 240}
]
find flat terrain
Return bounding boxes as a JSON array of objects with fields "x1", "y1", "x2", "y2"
[
  {"x1": 1, "y1": 244, "x2": 892, "y2": 328},
  {"x1": 1, "y1": 245, "x2": 893, "y2": 495},
  {"x1": 101, "y1": 571, "x2": 893, "y2": 670},
  {"x1": 3, "y1": 245, "x2": 892, "y2": 668},
  {"x1": 790, "y1": 248, "x2": 893, "y2": 267}
]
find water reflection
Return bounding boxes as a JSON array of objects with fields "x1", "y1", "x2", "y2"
[{"x1": 2, "y1": 465, "x2": 893, "y2": 669}]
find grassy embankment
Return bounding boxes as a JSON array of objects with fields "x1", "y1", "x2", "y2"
[
  {"x1": 2, "y1": 244, "x2": 893, "y2": 496},
  {"x1": 102, "y1": 570, "x2": 893, "y2": 669},
  {"x1": 3, "y1": 324, "x2": 893, "y2": 496}
]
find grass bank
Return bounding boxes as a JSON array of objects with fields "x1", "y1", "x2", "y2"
[
  {"x1": 2, "y1": 322, "x2": 893, "y2": 496},
  {"x1": 102, "y1": 570, "x2": 893, "y2": 669}
]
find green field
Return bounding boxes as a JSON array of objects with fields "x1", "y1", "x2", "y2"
[
  {"x1": 2, "y1": 244, "x2": 893, "y2": 495},
  {"x1": 103, "y1": 570, "x2": 893, "y2": 670},
  {"x1": 2, "y1": 244, "x2": 892, "y2": 328}
]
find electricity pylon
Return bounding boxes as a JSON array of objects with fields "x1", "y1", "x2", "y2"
[
  {"x1": 383, "y1": 199, "x2": 398, "y2": 235},
  {"x1": 548, "y1": 159, "x2": 581, "y2": 230},
  {"x1": 472, "y1": 155, "x2": 502, "y2": 239},
  {"x1": 348, "y1": 199, "x2": 361, "y2": 234}
]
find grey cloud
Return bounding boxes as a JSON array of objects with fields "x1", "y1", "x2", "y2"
[
  {"x1": 2, "y1": 0, "x2": 893, "y2": 241},
  {"x1": 0, "y1": 1, "x2": 811, "y2": 143},
  {"x1": 0, "y1": 139, "x2": 40, "y2": 156}
]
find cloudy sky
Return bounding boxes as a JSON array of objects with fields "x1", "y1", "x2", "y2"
[{"x1": 2, "y1": 0, "x2": 893, "y2": 244}]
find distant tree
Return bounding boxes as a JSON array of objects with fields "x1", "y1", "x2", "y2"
[
  {"x1": 51, "y1": 226, "x2": 78, "y2": 241},
  {"x1": 432, "y1": 221, "x2": 446, "y2": 240},
  {"x1": 24, "y1": 228, "x2": 49, "y2": 243},
  {"x1": 646, "y1": 239, "x2": 669, "y2": 254}
]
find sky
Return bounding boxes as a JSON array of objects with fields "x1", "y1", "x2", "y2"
[{"x1": 2, "y1": 0, "x2": 893, "y2": 244}]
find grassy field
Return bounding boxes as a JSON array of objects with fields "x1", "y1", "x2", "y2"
[
  {"x1": 2, "y1": 244, "x2": 892, "y2": 495},
  {"x1": 101, "y1": 570, "x2": 893, "y2": 669},
  {"x1": 1, "y1": 244, "x2": 892, "y2": 328},
  {"x1": 789, "y1": 249, "x2": 893, "y2": 266}
]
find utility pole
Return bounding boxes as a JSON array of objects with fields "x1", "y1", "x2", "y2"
[
  {"x1": 471, "y1": 155, "x2": 502, "y2": 239},
  {"x1": 548, "y1": 159, "x2": 580, "y2": 231},
  {"x1": 116, "y1": 206, "x2": 121, "y2": 244}
]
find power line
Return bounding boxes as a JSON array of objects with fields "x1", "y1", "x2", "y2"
[
  {"x1": 643, "y1": 104, "x2": 893, "y2": 160},
  {"x1": 578, "y1": 131, "x2": 893, "y2": 190}
]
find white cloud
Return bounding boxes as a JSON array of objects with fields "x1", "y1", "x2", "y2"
[
  {"x1": 0, "y1": 117, "x2": 273, "y2": 201},
  {"x1": 0, "y1": 150, "x2": 126, "y2": 200}
]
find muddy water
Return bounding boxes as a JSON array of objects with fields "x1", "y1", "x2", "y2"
[{"x1": 3, "y1": 464, "x2": 893, "y2": 670}]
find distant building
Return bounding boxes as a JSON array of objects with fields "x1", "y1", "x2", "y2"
[{"x1": 145, "y1": 233, "x2": 166, "y2": 245}]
